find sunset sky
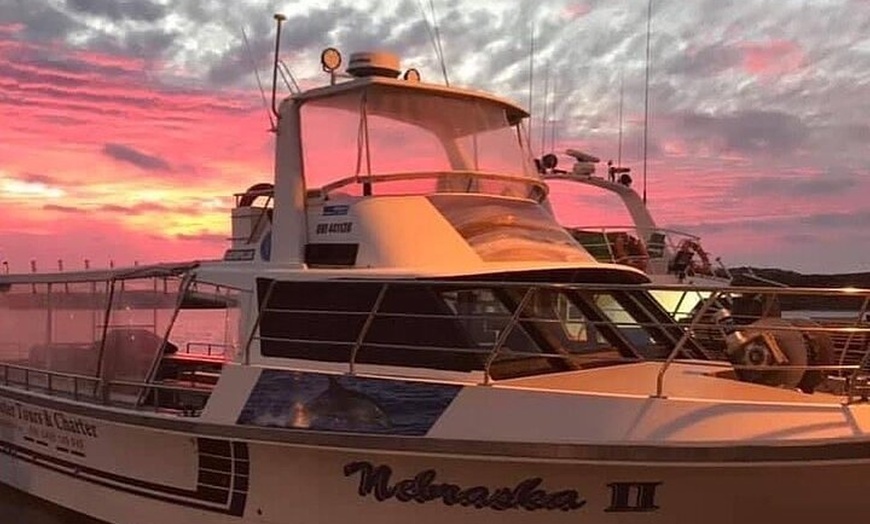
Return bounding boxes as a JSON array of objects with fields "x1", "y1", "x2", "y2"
[{"x1": 1, "y1": 0, "x2": 868, "y2": 275}]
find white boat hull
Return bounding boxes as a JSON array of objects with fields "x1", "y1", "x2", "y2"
[{"x1": 3, "y1": 394, "x2": 870, "y2": 524}]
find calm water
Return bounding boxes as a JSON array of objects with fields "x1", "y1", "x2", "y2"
[
  {"x1": 0, "y1": 483, "x2": 105, "y2": 523},
  {"x1": 0, "y1": 310, "x2": 231, "y2": 523}
]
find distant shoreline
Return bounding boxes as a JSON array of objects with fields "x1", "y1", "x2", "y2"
[{"x1": 730, "y1": 267, "x2": 870, "y2": 312}]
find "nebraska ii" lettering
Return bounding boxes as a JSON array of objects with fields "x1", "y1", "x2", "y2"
[{"x1": 343, "y1": 461, "x2": 586, "y2": 511}]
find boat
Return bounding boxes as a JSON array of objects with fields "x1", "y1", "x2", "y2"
[
  {"x1": 2, "y1": 15, "x2": 870, "y2": 524},
  {"x1": 537, "y1": 150, "x2": 728, "y2": 284},
  {"x1": 536, "y1": 149, "x2": 736, "y2": 318}
]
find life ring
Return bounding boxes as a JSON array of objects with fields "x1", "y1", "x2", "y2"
[
  {"x1": 676, "y1": 239, "x2": 712, "y2": 275},
  {"x1": 613, "y1": 233, "x2": 649, "y2": 272}
]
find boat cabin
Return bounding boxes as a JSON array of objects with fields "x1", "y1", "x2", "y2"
[{"x1": 222, "y1": 50, "x2": 623, "y2": 275}]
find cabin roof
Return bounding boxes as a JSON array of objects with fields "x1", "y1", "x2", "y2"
[{"x1": 282, "y1": 75, "x2": 529, "y2": 125}]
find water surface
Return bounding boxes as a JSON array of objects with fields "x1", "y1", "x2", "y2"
[{"x1": 0, "y1": 483, "x2": 105, "y2": 523}]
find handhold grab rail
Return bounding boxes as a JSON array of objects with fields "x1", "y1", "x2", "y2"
[{"x1": 654, "y1": 290, "x2": 726, "y2": 398}]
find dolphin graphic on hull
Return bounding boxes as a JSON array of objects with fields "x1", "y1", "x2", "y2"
[{"x1": 302, "y1": 376, "x2": 393, "y2": 432}]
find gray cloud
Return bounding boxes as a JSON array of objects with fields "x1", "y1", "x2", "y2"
[
  {"x1": 799, "y1": 210, "x2": 870, "y2": 229},
  {"x1": 102, "y1": 143, "x2": 171, "y2": 171},
  {"x1": 175, "y1": 232, "x2": 228, "y2": 244},
  {"x1": 737, "y1": 172, "x2": 860, "y2": 198},
  {"x1": 672, "y1": 209, "x2": 870, "y2": 238},
  {"x1": 84, "y1": 27, "x2": 182, "y2": 63},
  {"x1": 667, "y1": 43, "x2": 741, "y2": 77},
  {"x1": 0, "y1": 2, "x2": 81, "y2": 41},
  {"x1": 65, "y1": 0, "x2": 166, "y2": 22},
  {"x1": 43, "y1": 204, "x2": 85, "y2": 213},
  {"x1": 98, "y1": 202, "x2": 181, "y2": 215},
  {"x1": 680, "y1": 110, "x2": 808, "y2": 156}
]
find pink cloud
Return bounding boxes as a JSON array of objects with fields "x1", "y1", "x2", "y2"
[
  {"x1": 562, "y1": 2, "x2": 592, "y2": 19},
  {"x1": 0, "y1": 36, "x2": 274, "y2": 269},
  {"x1": 739, "y1": 39, "x2": 805, "y2": 77},
  {"x1": 0, "y1": 22, "x2": 867, "y2": 275}
]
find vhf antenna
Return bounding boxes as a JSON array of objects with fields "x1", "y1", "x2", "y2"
[
  {"x1": 618, "y1": 67, "x2": 624, "y2": 167},
  {"x1": 241, "y1": 26, "x2": 275, "y2": 131},
  {"x1": 270, "y1": 13, "x2": 287, "y2": 121},
  {"x1": 641, "y1": 0, "x2": 652, "y2": 204},
  {"x1": 527, "y1": 23, "x2": 535, "y2": 151},
  {"x1": 417, "y1": 0, "x2": 450, "y2": 85},
  {"x1": 428, "y1": 0, "x2": 449, "y2": 86}
]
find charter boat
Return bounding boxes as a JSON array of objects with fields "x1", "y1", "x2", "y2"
[
  {"x1": 2, "y1": 17, "x2": 870, "y2": 524},
  {"x1": 537, "y1": 149, "x2": 733, "y2": 317},
  {"x1": 539, "y1": 150, "x2": 728, "y2": 283}
]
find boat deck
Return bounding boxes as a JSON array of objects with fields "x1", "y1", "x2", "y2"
[{"x1": 502, "y1": 361, "x2": 844, "y2": 405}]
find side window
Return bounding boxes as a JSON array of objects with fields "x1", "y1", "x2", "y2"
[{"x1": 256, "y1": 281, "x2": 493, "y2": 371}]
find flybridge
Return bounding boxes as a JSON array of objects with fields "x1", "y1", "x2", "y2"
[{"x1": 259, "y1": 28, "x2": 553, "y2": 269}]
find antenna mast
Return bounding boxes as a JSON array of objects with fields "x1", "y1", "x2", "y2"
[
  {"x1": 270, "y1": 13, "x2": 287, "y2": 121},
  {"x1": 278, "y1": 61, "x2": 301, "y2": 93},
  {"x1": 642, "y1": 0, "x2": 652, "y2": 204},
  {"x1": 549, "y1": 76, "x2": 558, "y2": 153},
  {"x1": 418, "y1": 0, "x2": 450, "y2": 85},
  {"x1": 241, "y1": 27, "x2": 275, "y2": 131},
  {"x1": 527, "y1": 23, "x2": 535, "y2": 150},
  {"x1": 540, "y1": 63, "x2": 549, "y2": 156},
  {"x1": 429, "y1": 0, "x2": 450, "y2": 86},
  {"x1": 618, "y1": 67, "x2": 624, "y2": 167}
]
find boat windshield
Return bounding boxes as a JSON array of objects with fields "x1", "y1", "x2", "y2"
[{"x1": 300, "y1": 84, "x2": 542, "y2": 199}]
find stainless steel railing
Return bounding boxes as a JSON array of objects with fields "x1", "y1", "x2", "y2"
[
  {"x1": 0, "y1": 361, "x2": 213, "y2": 415},
  {"x1": 5, "y1": 277, "x2": 870, "y2": 407},
  {"x1": 244, "y1": 278, "x2": 870, "y2": 400}
]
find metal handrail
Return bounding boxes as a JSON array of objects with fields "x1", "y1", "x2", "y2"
[
  {"x1": 0, "y1": 362, "x2": 214, "y2": 413},
  {"x1": 567, "y1": 224, "x2": 702, "y2": 242},
  {"x1": 847, "y1": 296, "x2": 870, "y2": 401},
  {"x1": 6, "y1": 277, "x2": 870, "y2": 403},
  {"x1": 654, "y1": 290, "x2": 726, "y2": 398},
  {"x1": 483, "y1": 288, "x2": 535, "y2": 385},
  {"x1": 319, "y1": 170, "x2": 549, "y2": 201},
  {"x1": 349, "y1": 284, "x2": 389, "y2": 375},
  {"x1": 184, "y1": 341, "x2": 231, "y2": 356},
  {"x1": 244, "y1": 278, "x2": 870, "y2": 357},
  {"x1": 244, "y1": 278, "x2": 870, "y2": 393},
  {"x1": 243, "y1": 279, "x2": 277, "y2": 366}
]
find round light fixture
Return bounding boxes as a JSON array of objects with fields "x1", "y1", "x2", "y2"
[
  {"x1": 320, "y1": 47, "x2": 342, "y2": 72},
  {"x1": 403, "y1": 68, "x2": 421, "y2": 82}
]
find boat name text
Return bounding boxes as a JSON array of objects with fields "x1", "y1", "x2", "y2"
[
  {"x1": 343, "y1": 461, "x2": 586, "y2": 511},
  {"x1": 0, "y1": 400, "x2": 98, "y2": 438}
]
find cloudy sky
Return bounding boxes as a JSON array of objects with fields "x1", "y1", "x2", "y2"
[{"x1": 0, "y1": 0, "x2": 868, "y2": 275}]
